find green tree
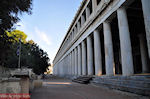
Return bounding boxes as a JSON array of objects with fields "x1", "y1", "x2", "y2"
[
  {"x1": 0, "y1": 30, "x2": 27, "y2": 66},
  {"x1": 0, "y1": 0, "x2": 32, "y2": 33},
  {"x1": 3, "y1": 30, "x2": 50, "y2": 74},
  {"x1": 7, "y1": 30, "x2": 27, "y2": 43},
  {"x1": 0, "y1": 0, "x2": 32, "y2": 65},
  {"x1": 27, "y1": 43, "x2": 50, "y2": 74}
]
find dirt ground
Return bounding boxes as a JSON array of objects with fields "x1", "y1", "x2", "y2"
[{"x1": 31, "y1": 77, "x2": 149, "y2": 99}]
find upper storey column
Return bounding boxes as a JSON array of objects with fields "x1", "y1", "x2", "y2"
[
  {"x1": 74, "y1": 26, "x2": 77, "y2": 36},
  {"x1": 87, "y1": 35, "x2": 94, "y2": 75},
  {"x1": 81, "y1": 15, "x2": 85, "y2": 26},
  {"x1": 141, "y1": 0, "x2": 150, "y2": 58},
  {"x1": 77, "y1": 22, "x2": 81, "y2": 33},
  {"x1": 117, "y1": 7, "x2": 134, "y2": 76},
  {"x1": 86, "y1": 7, "x2": 90, "y2": 20},
  {"x1": 82, "y1": 40, "x2": 87, "y2": 75},
  {"x1": 103, "y1": 21, "x2": 115, "y2": 76},
  {"x1": 94, "y1": 30, "x2": 102, "y2": 76},
  {"x1": 92, "y1": 0, "x2": 97, "y2": 12}
]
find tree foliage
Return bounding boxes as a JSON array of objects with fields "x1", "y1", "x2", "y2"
[
  {"x1": 0, "y1": 1, "x2": 49, "y2": 74},
  {"x1": 0, "y1": 0, "x2": 32, "y2": 33},
  {"x1": 7, "y1": 30, "x2": 27, "y2": 43},
  {"x1": 1, "y1": 30, "x2": 50, "y2": 74},
  {"x1": 27, "y1": 43, "x2": 50, "y2": 74},
  {"x1": 0, "y1": 0, "x2": 33, "y2": 66}
]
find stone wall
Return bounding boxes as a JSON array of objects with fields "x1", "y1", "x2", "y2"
[{"x1": 0, "y1": 78, "x2": 21, "y2": 93}]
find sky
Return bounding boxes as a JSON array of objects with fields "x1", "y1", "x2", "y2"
[{"x1": 17, "y1": 0, "x2": 82, "y2": 63}]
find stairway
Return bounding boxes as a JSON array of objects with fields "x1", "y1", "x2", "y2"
[
  {"x1": 91, "y1": 75, "x2": 150, "y2": 96},
  {"x1": 72, "y1": 76, "x2": 94, "y2": 84}
]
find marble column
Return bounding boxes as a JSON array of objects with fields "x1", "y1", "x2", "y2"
[
  {"x1": 73, "y1": 50, "x2": 75, "y2": 75},
  {"x1": 77, "y1": 22, "x2": 81, "y2": 32},
  {"x1": 71, "y1": 52, "x2": 73, "y2": 75},
  {"x1": 82, "y1": 40, "x2": 87, "y2": 75},
  {"x1": 87, "y1": 35, "x2": 94, "y2": 75},
  {"x1": 71, "y1": 51, "x2": 73, "y2": 75},
  {"x1": 103, "y1": 21, "x2": 115, "y2": 76},
  {"x1": 66, "y1": 56, "x2": 68, "y2": 75},
  {"x1": 69, "y1": 53, "x2": 71, "y2": 75},
  {"x1": 67, "y1": 56, "x2": 69, "y2": 75},
  {"x1": 117, "y1": 7, "x2": 134, "y2": 76},
  {"x1": 138, "y1": 34, "x2": 150, "y2": 73},
  {"x1": 62, "y1": 58, "x2": 65, "y2": 76},
  {"x1": 64, "y1": 57, "x2": 66, "y2": 76},
  {"x1": 81, "y1": 15, "x2": 85, "y2": 26},
  {"x1": 74, "y1": 27, "x2": 77, "y2": 36},
  {"x1": 92, "y1": 0, "x2": 97, "y2": 12},
  {"x1": 72, "y1": 32, "x2": 74, "y2": 40},
  {"x1": 94, "y1": 30, "x2": 102, "y2": 76},
  {"x1": 78, "y1": 44, "x2": 82, "y2": 75},
  {"x1": 86, "y1": 7, "x2": 90, "y2": 20},
  {"x1": 75, "y1": 48, "x2": 78, "y2": 75},
  {"x1": 141, "y1": 0, "x2": 150, "y2": 58},
  {"x1": 65, "y1": 56, "x2": 67, "y2": 75}
]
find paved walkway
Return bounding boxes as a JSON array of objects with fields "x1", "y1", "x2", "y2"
[{"x1": 31, "y1": 77, "x2": 148, "y2": 99}]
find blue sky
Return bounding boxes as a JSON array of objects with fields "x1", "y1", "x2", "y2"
[{"x1": 17, "y1": 0, "x2": 82, "y2": 63}]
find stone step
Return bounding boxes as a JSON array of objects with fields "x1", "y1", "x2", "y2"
[
  {"x1": 93, "y1": 78, "x2": 150, "y2": 87},
  {"x1": 92, "y1": 79, "x2": 150, "y2": 90},
  {"x1": 73, "y1": 80, "x2": 89, "y2": 84},
  {"x1": 91, "y1": 76, "x2": 150, "y2": 96},
  {"x1": 93, "y1": 75, "x2": 150, "y2": 82},
  {"x1": 93, "y1": 78, "x2": 150, "y2": 86},
  {"x1": 72, "y1": 76, "x2": 94, "y2": 84}
]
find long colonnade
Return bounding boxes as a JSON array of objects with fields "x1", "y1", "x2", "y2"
[{"x1": 53, "y1": 0, "x2": 150, "y2": 77}]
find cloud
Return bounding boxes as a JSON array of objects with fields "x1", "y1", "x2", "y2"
[{"x1": 34, "y1": 27, "x2": 51, "y2": 45}]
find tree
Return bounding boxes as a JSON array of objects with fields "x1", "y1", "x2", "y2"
[
  {"x1": 0, "y1": 0, "x2": 33, "y2": 66},
  {"x1": 28, "y1": 40, "x2": 35, "y2": 45},
  {"x1": 2, "y1": 30, "x2": 50, "y2": 74},
  {"x1": 7, "y1": 30, "x2": 27, "y2": 43},
  {"x1": 0, "y1": 0, "x2": 32, "y2": 33},
  {"x1": 27, "y1": 43, "x2": 50, "y2": 74},
  {"x1": 0, "y1": 30, "x2": 28, "y2": 66}
]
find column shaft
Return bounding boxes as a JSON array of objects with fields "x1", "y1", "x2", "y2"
[
  {"x1": 94, "y1": 30, "x2": 102, "y2": 76},
  {"x1": 71, "y1": 51, "x2": 73, "y2": 75},
  {"x1": 74, "y1": 27, "x2": 77, "y2": 36},
  {"x1": 103, "y1": 21, "x2": 115, "y2": 76},
  {"x1": 78, "y1": 44, "x2": 82, "y2": 75},
  {"x1": 81, "y1": 15, "x2": 85, "y2": 26},
  {"x1": 87, "y1": 36, "x2": 94, "y2": 75},
  {"x1": 75, "y1": 48, "x2": 78, "y2": 75},
  {"x1": 117, "y1": 7, "x2": 134, "y2": 76},
  {"x1": 69, "y1": 53, "x2": 72, "y2": 75},
  {"x1": 82, "y1": 41, "x2": 87, "y2": 75},
  {"x1": 77, "y1": 22, "x2": 81, "y2": 32},
  {"x1": 86, "y1": 7, "x2": 90, "y2": 20},
  {"x1": 138, "y1": 34, "x2": 150, "y2": 73},
  {"x1": 72, "y1": 50, "x2": 75, "y2": 75},
  {"x1": 141, "y1": 0, "x2": 150, "y2": 58},
  {"x1": 92, "y1": 0, "x2": 97, "y2": 12}
]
